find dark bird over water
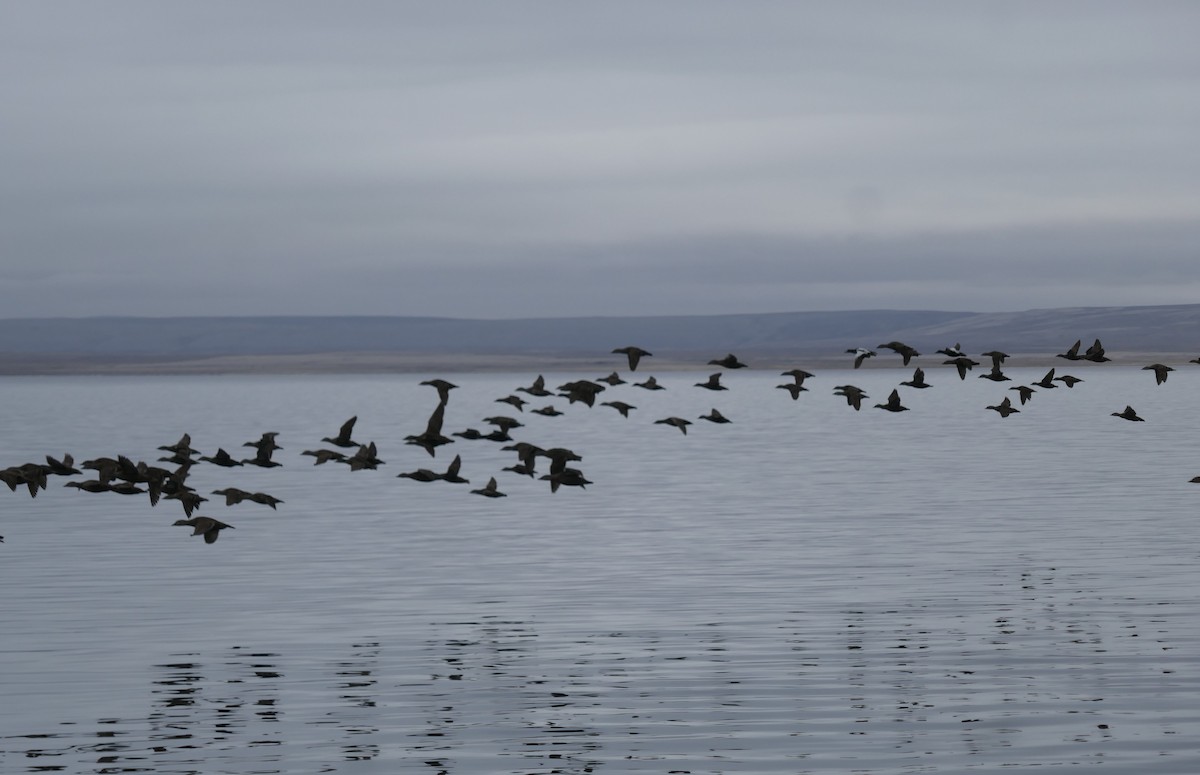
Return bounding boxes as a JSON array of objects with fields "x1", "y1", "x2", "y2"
[
  {"x1": 878, "y1": 341, "x2": 920, "y2": 365},
  {"x1": 777, "y1": 383, "x2": 807, "y2": 400},
  {"x1": 612, "y1": 346, "x2": 652, "y2": 372},
  {"x1": 874, "y1": 388, "x2": 908, "y2": 413},
  {"x1": 471, "y1": 477, "x2": 506, "y2": 498},
  {"x1": 495, "y1": 395, "x2": 527, "y2": 412},
  {"x1": 1143, "y1": 363, "x2": 1174, "y2": 385},
  {"x1": 936, "y1": 343, "x2": 965, "y2": 358},
  {"x1": 655, "y1": 416, "x2": 693, "y2": 434},
  {"x1": 531, "y1": 405, "x2": 563, "y2": 417},
  {"x1": 695, "y1": 373, "x2": 727, "y2": 391},
  {"x1": 978, "y1": 365, "x2": 1010, "y2": 382},
  {"x1": 780, "y1": 368, "x2": 814, "y2": 385},
  {"x1": 199, "y1": 448, "x2": 243, "y2": 467},
  {"x1": 601, "y1": 400, "x2": 636, "y2": 418},
  {"x1": 944, "y1": 356, "x2": 980, "y2": 380},
  {"x1": 900, "y1": 367, "x2": 931, "y2": 389},
  {"x1": 1083, "y1": 339, "x2": 1110, "y2": 363},
  {"x1": 420, "y1": 378, "x2": 458, "y2": 404},
  {"x1": 517, "y1": 375, "x2": 552, "y2": 397},
  {"x1": 173, "y1": 516, "x2": 234, "y2": 544},
  {"x1": 1112, "y1": 405, "x2": 1144, "y2": 422},
  {"x1": 597, "y1": 371, "x2": 626, "y2": 386},
  {"x1": 406, "y1": 400, "x2": 453, "y2": 457},
  {"x1": 1054, "y1": 374, "x2": 1083, "y2": 388},
  {"x1": 322, "y1": 416, "x2": 359, "y2": 448},
  {"x1": 834, "y1": 385, "x2": 867, "y2": 411},
  {"x1": 699, "y1": 408, "x2": 731, "y2": 424},
  {"x1": 1032, "y1": 369, "x2": 1058, "y2": 389},
  {"x1": 633, "y1": 376, "x2": 665, "y2": 390},
  {"x1": 987, "y1": 396, "x2": 1019, "y2": 417},
  {"x1": 982, "y1": 350, "x2": 1009, "y2": 369},
  {"x1": 708, "y1": 353, "x2": 747, "y2": 369},
  {"x1": 1056, "y1": 339, "x2": 1082, "y2": 360},
  {"x1": 557, "y1": 379, "x2": 606, "y2": 407},
  {"x1": 1010, "y1": 385, "x2": 1035, "y2": 404},
  {"x1": 301, "y1": 448, "x2": 347, "y2": 465}
]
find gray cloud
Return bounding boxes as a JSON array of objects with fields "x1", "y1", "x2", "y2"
[{"x1": 2, "y1": 2, "x2": 1198, "y2": 319}]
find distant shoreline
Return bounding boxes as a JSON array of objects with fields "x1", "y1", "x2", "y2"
[{"x1": 1, "y1": 350, "x2": 1193, "y2": 376}]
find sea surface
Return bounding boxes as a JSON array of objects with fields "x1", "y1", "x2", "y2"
[{"x1": 1, "y1": 364, "x2": 1199, "y2": 773}]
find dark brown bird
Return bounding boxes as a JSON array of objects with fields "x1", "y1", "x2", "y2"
[
  {"x1": 987, "y1": 396, "x2": 1019, "y2": 417},
  {"x1": 343, "y1": 441, "x2": 384, "y2": 471},
  {"x1": 900, "y1": 367, "x2": 931, "y2": 389},
  {"x1": 1056, "y1": 339, "x2": 1082, "y2": 360},
  {"x1": 242, "y1": 447, "x2": 282, "y2": 468},
  {"x1": 173, "y1": 516, "x2": 234, "y2": 544},
  {"x1": 539, "y1": 469, "x2": 592, "y2": 493},
  {"x1": 557, "y1": 380, "x2": 606, "y2": 407},
  {"x1": 495, "y1": 395, "x2": 527, "y2": 412},
  {"x1": 944, "y1": 356, "x2": 980, "y2": 380},
  {"x1": 1009, "y1": 385, "x2": 1035, "y2": 404},
  {"x1": 516, "y1": 375, "x2": 553, "y2": 397},
  {"x1": 1143, "y1": 363, "x2": 1174, "y2": 385},
  {"x1": 777, "y1": 383, "x2": 807, "y2": 400},
  {"x1": 612, "y1": 346, "x2": 652, "y2": 372},
  {"x1": 978, "y1": 365, "x2": 1010, "y2": 382},
  {"x1": 484, "y1": 415, "x2": 524, "y2": 433},
  {"x1": 471, "y1": 477, "x2": 507, "y2": 498},
  {"x1": 655, "y1": 416, "x2": 692, "y2": 434},
  {"x1": 158, "y1": 433, "x2": 198, "y2": 458},
  {"x1": 601, "y1": 400, "x2": 636, "y2": 418},
  {"x1": 243, "y1": 432, "x2": 282, "y2": 456},
  {"x1": 1054, "y1": 374, "x2": 1083, "y2": 388},
  {"x1": 981, "y1": 350, "x2": 1009, "y2": 370},
  {"x1": 420, "y1": 378, "x2": 458, "y2": 404},
  {"x1": 1083, "y1": 339, "x2": 1110, "y2": 363},
  {"x1": 321, "y1": 416, "x2": 359, "y2": 448},
  {"x1": 199, "y1": 447, "x2": 244, "y2": 468},
  {"x1": 936, "y1": 343, "x2": 965, "y2": 358},
  {"x1": 633, "y1": 376, "x2": 665, "y2": 390},
  {"x1": 878, "y1": 341, "x2": 920, "y2": 365},
  {"x1": 1112, "y1": 405, "x2": 1144, "y2": 422},
  {"x1": 597, "y1": 371, "x2": 626, "y2": 386},
  {"x1": 708, "y1": 353, "x2": 747, "y2": 369},
  {"x1": 531, "y1": 405, "x2": 563, "y2": 417},
  {"x1": 1031, "y1": 369, "x2": 1058, "y2": 389},
  {"x1": 42, "y1": 453, "x2": 81, "y2": 477},
  {"x1": 873, "y1": 388, "x2": 908, "y2": 413},
  {"x1": 834, "y1": 385, "x2": 867, "y2": 411},
  {"x1": 780, "y1": 368, "x2": 814, "y2": 385},
  {"x1": 406, "y1": 400, "x2": 454, "y2": 456},
  {"x1": 699, "y1": 408, "x2": 731, "y2": 424},
  {"x1": 695, "y1": 373, "x2": 727, "y2": 391},
  {"x1": 301, "y1": 448, "x2": 348, "y2": 465}
]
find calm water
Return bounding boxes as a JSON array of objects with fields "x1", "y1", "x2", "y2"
[{"x1": 2, "y1": 365, "x2": 1199, "y2": 773}]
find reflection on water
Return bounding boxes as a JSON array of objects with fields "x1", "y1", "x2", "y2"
[{"x1": 3, "y1": 589, "x2": 1197, "y2": 774}]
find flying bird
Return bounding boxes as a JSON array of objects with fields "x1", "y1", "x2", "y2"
[
  {"x1": 612, "y1": 346, "x2": 652, "y2": 371},
  {"x1": 1143, "y1": 363, "x2": 1174, "y2": 385},
  {"x1": 846, "y1": 348, "x2": 875, "y2": 369},
  {"x1": 987, "y1": 396, "x2": 1020, "y2": 417},
  {"x1": 708, "y1": 353, "x2": 748, "y2": 369},
  {"x1": 173, "y1": 516, "x2": 234, "y2": 544}
]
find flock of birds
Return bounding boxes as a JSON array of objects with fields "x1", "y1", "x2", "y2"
[{"x1": 1, "y1": 338, "x2": 1195, "y2": 545}]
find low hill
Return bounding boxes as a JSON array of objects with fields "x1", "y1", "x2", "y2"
[{"x1": 1, "y1": 304, "x2": 1196, "y2": 373}]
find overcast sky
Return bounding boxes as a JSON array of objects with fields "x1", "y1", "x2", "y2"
[{"x1": 2, "y1": 2, "x2": 1198, "y2": 319}]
